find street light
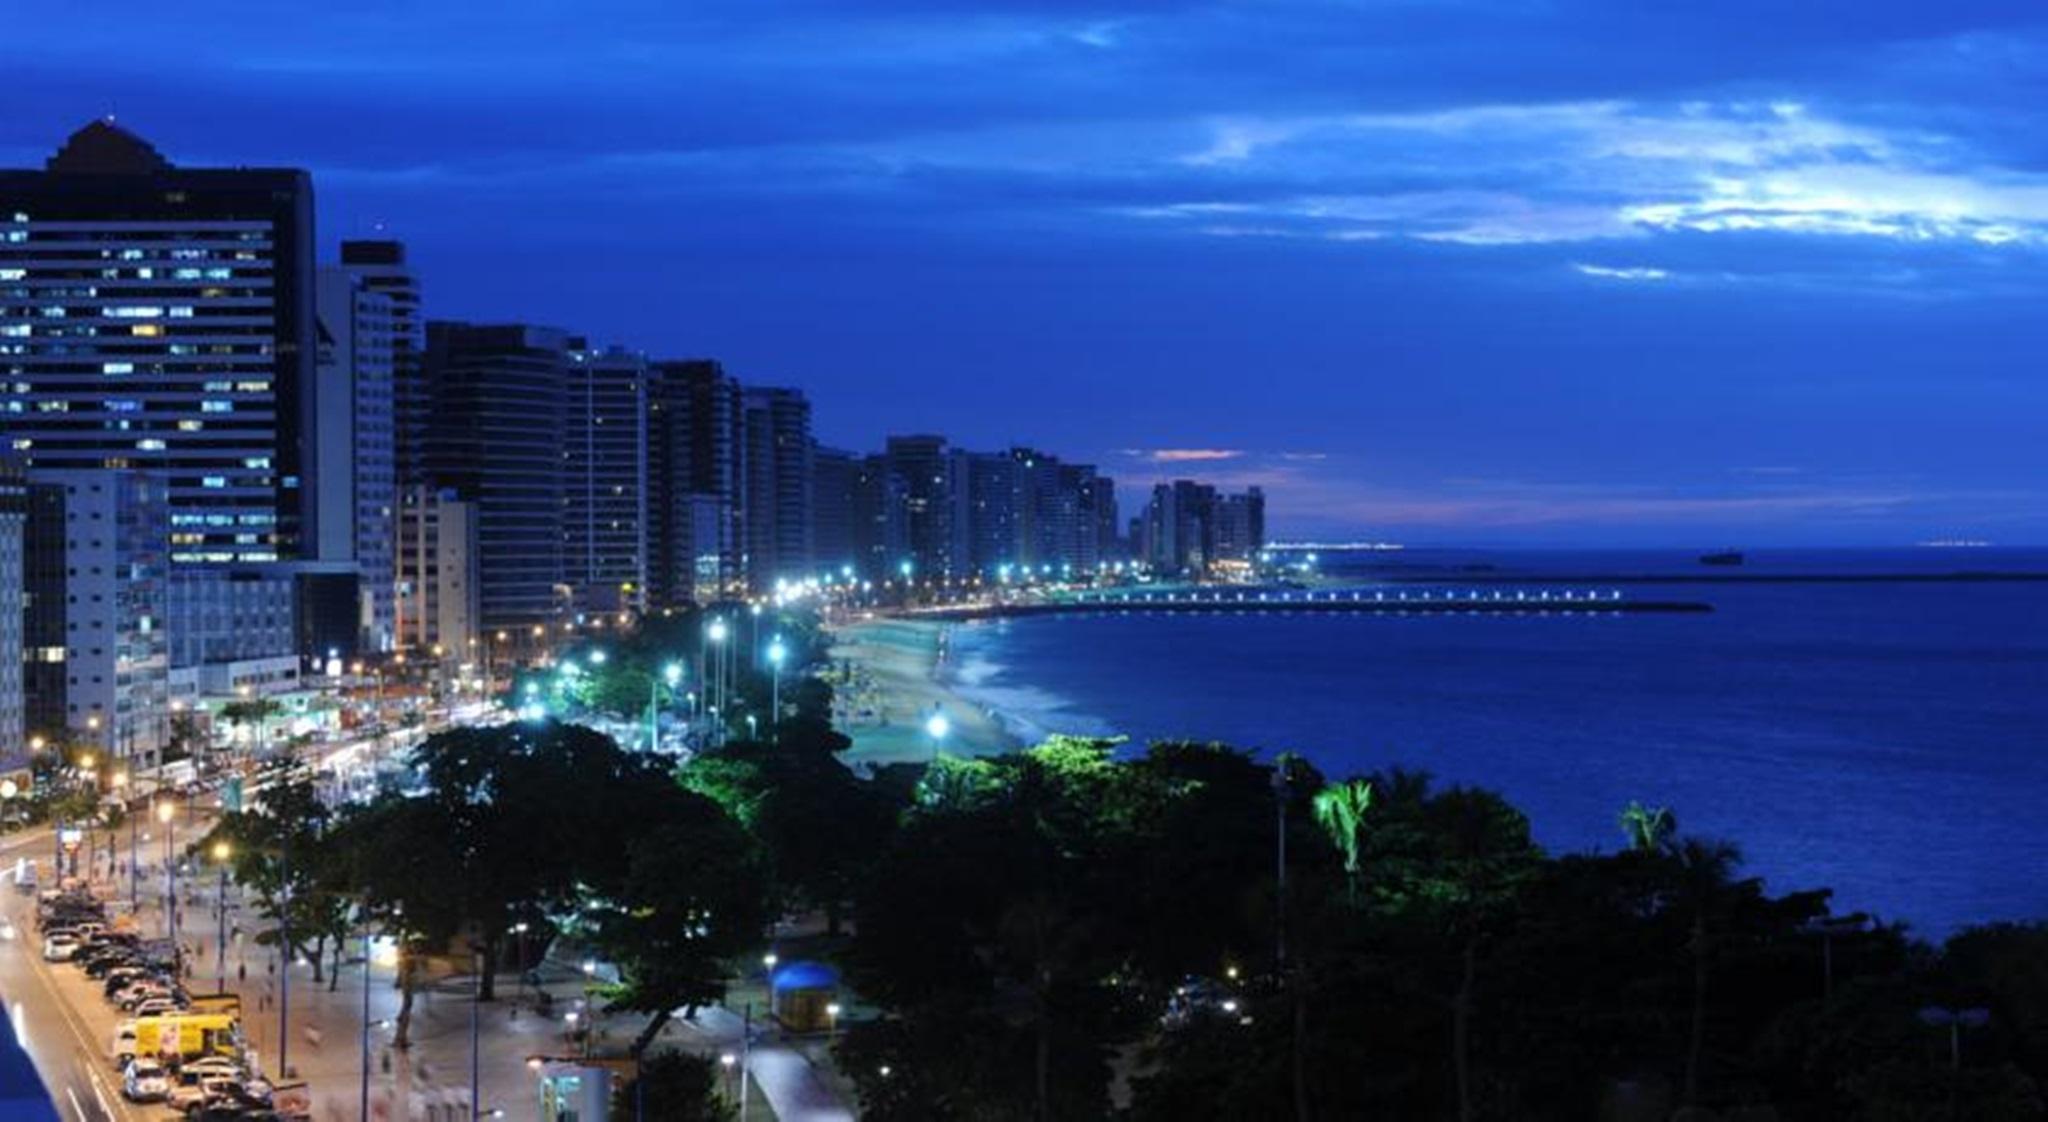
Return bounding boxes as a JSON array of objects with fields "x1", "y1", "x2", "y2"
[
  {"x1": 157, "y1": 801, "x2": 178, "y2": 967},
  {"x1": 113, "y1": 770, "x2": 137, "y2": 904},
  {"x1": 925, "y1": 709, "x2": 950, "y2": 761},
  {"x1": 766, "y1": 638, "x2": 787, "y2": 743},
  {"x1": 211, "y1": 840, "x2": 232, "y2": 992},
  {"x1": 1918, "y1": 1006, "x2": 1991, "y2": 1070}
]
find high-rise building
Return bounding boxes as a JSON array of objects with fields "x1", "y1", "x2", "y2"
[
  {"x1": 1212, "y1": 486, "x2": 1266, "y2": 563},
  {"x1": 23, "y1": 470, "x2": 169, "y2": 765},
  {"x1": 955, "y1": 450, "x2": 1022, "y2": 578},
  {"x1": 883, "y1": 435, "x2": 957, "y2": 579},
  {"x1": 563, "y1": 342, "x2": 648, "y2": 615},
  {"x1": 0, "y1": 457, "x2": 24, "y2": 772},
  {"x1": 394, "y1": 487, "x2": 479, "y2": 657},
  {"x1": 851, "y1": 453, "x2": 901, "y2": 579},
  {"x1": 811, "y1": 446, "x2": 859, "y2": 577},
  {"x1": 313, "y1": 266, "x2": 396, "y2": 650},
  {"x1": 740, "y1": 387, "x2": 813, "y2": 589},
  {"x1": 337, "y1": 241, "x2": 425, "y2": 486},
  {"x1": 423, "y1": 323, "x2": 568, "y2": 631},
  {"x1": 648, "y1": 360, "x2": 741, "y2": 605},
  {"x1": 1142, "y1": 479, "x2": 1218, "y2": 575},
  {"x1": 0, "y1": 121, "x2": 317, "y2": 566},
  {"x1": 1138, "y1": 480, "x2": 1262, "y2": 574}
]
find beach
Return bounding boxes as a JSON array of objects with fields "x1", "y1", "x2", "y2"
[{"x1": 827, "y1": 615, "x2": 1018, "y2": 764}]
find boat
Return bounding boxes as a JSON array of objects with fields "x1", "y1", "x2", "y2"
[{"x1": 1698, "y1": 551, "x2": 1744, "y2": 566}]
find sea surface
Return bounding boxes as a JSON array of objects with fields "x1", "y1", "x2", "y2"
[{"x1": 940, "y1": 549, "x2": 2048, "y2": 937}]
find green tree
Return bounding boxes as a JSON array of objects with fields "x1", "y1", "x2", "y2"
[
  {"x1": 611, "y1": 1050, "x2": 734, "y2": 1122},
  {"x1": 1619, "y1": 800, "x2": 1678, "y2": 853},
  {"x1": 1312, "y1": 778, "x2": 1373, "y2": 906}
]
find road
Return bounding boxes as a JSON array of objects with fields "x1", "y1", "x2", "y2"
[{"x1": 0, "y1": 826, "x2": 143, "y2": 1122}]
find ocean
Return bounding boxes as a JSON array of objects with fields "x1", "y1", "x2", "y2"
[{"x1": 939, "y1": 549, "x2": 2048, "y2": 937}]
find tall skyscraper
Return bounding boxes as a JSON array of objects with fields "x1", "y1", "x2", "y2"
[
  {"x1": 338, "y1": 241, "x2": 425, "y2": 486},
  {"x1": 424, "y1": 323, "x2": 568, "y2": 631},
  {"x1": 648, "y1": 360, "x2": 741, "y2": 605},
  {"x1": 563, "y1": 342, "x2": 648, "y2": 615},
  {"x1": 394, "y1": 487, "x2": 479, "y2": 658},
  {"x1": 1212, "y1": 486, "x2": 1266, "y2": 563},
  {"x1": 1142, "y1": 479, "x2": 1218, "y2": 575},
  {"x1": 0, "y1": 457, "x2": 23, "y2": 771},
  {"x1": 957, "y1": 450, "x2": 1022, "y2": 577},
  {"x1": 740, "y1": 386, "x2": 814, "y2": 589},
  {"x1": 23, "y1": 470, "x2": 169, "y2": 764},
  {"x1": 812, "y1": 445, "x2": 859, "y2": 577},
  {"x1": 313, "y1": 266, "x2": 396, "y2": 650},
  {"x1": 884, "y1": 435, "x2": 957, "y2": 579},
  {"x1": 0, "y1": 121, "x2": 317, "y2": 566}
]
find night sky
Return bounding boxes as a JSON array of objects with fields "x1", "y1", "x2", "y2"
[{"x1": 10, "y1": 1, "x2": 2047, "y2": 545}]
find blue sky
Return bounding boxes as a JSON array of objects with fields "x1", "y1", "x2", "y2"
[{"x1": 10, "y1": 0, "x2": 2047, "y2": 544}]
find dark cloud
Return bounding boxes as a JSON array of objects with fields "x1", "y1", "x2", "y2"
[{"x1": 9, "y1": 0, "x2": 2046, "y2": 542}]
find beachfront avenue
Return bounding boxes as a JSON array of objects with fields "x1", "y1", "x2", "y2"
[{"x1": 6, "y1": 598, "x2": 2047, "y2": 1121}]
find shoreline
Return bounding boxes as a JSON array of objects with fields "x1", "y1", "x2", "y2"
[{"x1": 826, "y1": 615, "x2": 1021, "y2": 765}]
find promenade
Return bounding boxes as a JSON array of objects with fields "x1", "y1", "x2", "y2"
[{"x1": 4, "y1": 804, "x2": 856, "y2": 1121}]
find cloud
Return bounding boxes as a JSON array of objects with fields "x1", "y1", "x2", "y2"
[
  {"x1": 1574, "y1": 263, "x2": 1671, "y2": 280},
  {"x1": 1127, "y1": 448, "x2": 1246, "y2": 463},
  {"x1": 1142, "y1": 100, "x2": 2048, "y2": 251}
]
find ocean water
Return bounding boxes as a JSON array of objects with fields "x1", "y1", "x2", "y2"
[{"x1": 941, "y1": 549, "x2": 2048, "y2": 937}]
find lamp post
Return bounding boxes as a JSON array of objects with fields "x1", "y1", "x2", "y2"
[
  {"x1": 113, "y1": 770, "x2": 137, "y2": 906},
  {"x1": 766, "y1": 639, "x2": 786, "y2": 744},
  {"x1": 157, "y1": 801, "x2": 177, "y2": 962},
  {"x1": 924, "y1": 709, "x2": 949, "y2": 763},
  {"x1": 707, "y1": 619, "x2": 730, "y2": 739},
  {"x1": 211, "y1": 841, "x2": 231, "y2": 992},
  {"x1": 654, "y1": 664, "x2": 681, "y2": 752}
]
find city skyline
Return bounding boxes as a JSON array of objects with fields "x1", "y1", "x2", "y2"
[{"x1": 6, "y1": 3, "x2": 2047, "y2": 544}]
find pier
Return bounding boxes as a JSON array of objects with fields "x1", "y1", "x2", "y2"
[{"x1": 914, "y1": 587, "x2": 1712, "y2": 621}]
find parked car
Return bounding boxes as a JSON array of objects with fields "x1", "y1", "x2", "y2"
[
  {"x1": 165, "y1": 1072, "x2": 239, "y2": 1114},
  {"x1": 122, "y1": 1057, "x2": 171, "y2": 1102},
  {"x1": 42, "y1": 932, "x2": 81, "y2": 961},
  {"x1": 131, "y1": 996, "x2": 189, "y2": 1018}
]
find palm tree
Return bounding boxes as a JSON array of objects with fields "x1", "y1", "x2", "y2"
[
  {"x1": 1312, "y1": 778, "x2": 1374, "y2": 906},
  {"x1": 1671, "y1": 837, "x2": 1741, "y2": 1107},
  {"x1": 1617, "y1": 800, "x2": 1677, "y2": 853}
]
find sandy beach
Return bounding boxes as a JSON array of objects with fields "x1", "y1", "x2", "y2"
[{"x1": 826, "y1": 615, "x2": 1019, "y2": 764}]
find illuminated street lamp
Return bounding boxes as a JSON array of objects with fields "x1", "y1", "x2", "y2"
[
  {"x1": 925, "y1": 709, "x2": 950, "y2": 762},
  {"x1": 157, "y1": 801, "x2": 178, "y2": 958},
  {"x1": 211, "y1": 840, "x2": 232, "y2": 990},
  {"x1": 766, "y1": 639, "x2": 787, "y2": 743}
]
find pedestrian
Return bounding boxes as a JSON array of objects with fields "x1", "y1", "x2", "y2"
[{"x1": 238, "y1": 961, "x2": 247, "y2": 983}]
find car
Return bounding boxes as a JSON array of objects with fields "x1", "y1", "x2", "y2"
[
  {"x1": 118, "y1": 986, "x2": 180, "y2": 1012},
  {"x1": 41, "y1": 932, "x2": 81, "y2": 961},
  {"x1": 179, "y1": 1056, "x2": 243, "y2": 1081},
  {"x1": 121, "y1": 1057, "x2": 170, "y2": 1102},
  {"x1": 0, "y1": 918, "x2": 15, "y2": 941},
  {"x1": 102, "y1": 967, "x2": 155, "y2": 995},
  {"x1": 165, "y1": 1072, "x2": 238, "y2": 1113},
  {"x1": 115, "y1": 982, "x2": 176, "y2": 1009},
  {"x1": 85, "y1": 952, "x2": 143, "y2": 978},
  {"x1": 131, "y1": 996, "x2": 189, "y2": 1018}
]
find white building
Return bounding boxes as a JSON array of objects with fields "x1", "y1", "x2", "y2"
[
  {"x1": 23, "y1": 470, "x2": 169, "y2": 765},
  {"x1": 314, "y1": 266, "x2": 397, "y2": 652}
]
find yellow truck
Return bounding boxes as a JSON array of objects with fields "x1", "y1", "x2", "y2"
[{"x1": 111, "y1": 1012, "x2": 239, "y2": 1067}]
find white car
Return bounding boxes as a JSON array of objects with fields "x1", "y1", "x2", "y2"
[
  {"x1": 41, "y1": 932, "x2": 80, "y2": 961},
  {"x1": 165, "y1": 1072, "x2": 237, "y2": 1113},
  {"x1": 130, "y1": 996, "x2": 186, "y2": 1018},
  {"x1": 179, "y1": 1056, "x2": 244, "y2": 1083},
  {"x1": 121, "y1": 1057, "x2": 169, "y2": 1102}
]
